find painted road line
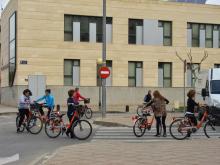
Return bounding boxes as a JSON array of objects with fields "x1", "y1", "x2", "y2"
[{"x1": 0, "y1": 153, "x2": 19, "y2": 165}]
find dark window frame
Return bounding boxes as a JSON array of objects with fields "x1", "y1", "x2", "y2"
[
  {"x1": 128, "y1": 61, "x2": 143, "y2": 87},
  {"x1": 64, "y1": 14, "x2": 112, "y2": 43},
  {"x1": 9, "y1": 12, "x2": 17, "y2": 87},
  {"x1": 214, "y1": 64, "x2": 220, "y2": 68},
  {"x1": 205, "y1": 24, "x2": 213, "y2": 48},
  {"x1": 128, "y1": 19, "x2": 143, "y2": 44},
  {"x1": 158, "y1": 62, "x2": 172, "y2": 88},
  {"x1": 159, "y1": 20, "x2": 172, "y2": 46},
  {"x1": 64, "y1": 59, "x2": 80, "y2": 86}
]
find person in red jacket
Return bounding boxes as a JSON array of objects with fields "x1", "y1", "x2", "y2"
[{"x1": 74, "y1": 88, "x2": 85, "y2": 102}]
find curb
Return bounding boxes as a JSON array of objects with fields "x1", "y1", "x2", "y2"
[
  {"x1": 0, "y1": 112, "x2": 17, "y2": 116},
  {"x1": 93, "y1": 120, "x2": 131, "y2": 127}
]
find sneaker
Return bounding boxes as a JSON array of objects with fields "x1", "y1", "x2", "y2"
[
  {"x1": 154, "y1": 134, "x2": 161, "y2": 137},
  {"x1": 163, "y1": 133, "x2": 167, "y2": 137}
]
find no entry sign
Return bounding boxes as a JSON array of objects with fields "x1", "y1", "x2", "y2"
[{"x1": 99, "y1": 66, "x2": 110, "y2": 79}]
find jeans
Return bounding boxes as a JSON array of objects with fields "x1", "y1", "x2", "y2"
[
  {"x1": 155, "y1": 116, "x2": 167, "y2": 135},
  {"x1": 18, "y1": 109, "x2": 29, "y2": 127}
]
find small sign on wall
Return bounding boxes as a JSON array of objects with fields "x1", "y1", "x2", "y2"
[{"x1": 20, "y1": 60, "x2": 28, "y2": 65}]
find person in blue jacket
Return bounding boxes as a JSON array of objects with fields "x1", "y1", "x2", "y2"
[{"x1": 36, "y1": 89, "x2": 55, "y2": 118}]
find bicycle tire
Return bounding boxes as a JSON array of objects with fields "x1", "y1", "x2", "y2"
[
  {"x1": 72, "y1": 120, "x2": 92, "y2": 140},
  {"x1": 204, "y1": 121, "x2": 218, "y2": 138},
  {"x1": 169, "y1": 119, "x2": 188, "y2": 140},
  {"x1": 45, "y1": 119, "x2": 62, "y2": 138},
  {"x1": 27, "y1": 116, "x2": 43, "y2": 134},
  {"x1": 85, "y1": 108, "x2": 93, "y2": 119},
  {"x1": 16, "y1": 115, "x2": 25, "y2": 133},
  {"x1": 133, "y1": 118, "x2": 147, "y2": 137}
]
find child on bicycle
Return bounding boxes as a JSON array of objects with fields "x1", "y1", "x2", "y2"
[
  {"x1": 35, "y1": 89, "x2": 55, "y2": 119},
  {"x1": 74, "y1": 87, "x2": 85, "y2": 102},
  {"x1": 66, "y1": 89, "x2": 79, "y2": 138},
  {"x1": 17, "y1": 89, "x2": 32, "y2": 132}
]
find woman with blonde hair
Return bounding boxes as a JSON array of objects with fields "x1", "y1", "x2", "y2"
[{"x1": 147, "y1": 90, "x2": 169, "y2": 137}]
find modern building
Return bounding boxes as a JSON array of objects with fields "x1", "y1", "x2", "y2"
[{"x1": 1, "y1": 0, "x2": 220, "y2": 107}]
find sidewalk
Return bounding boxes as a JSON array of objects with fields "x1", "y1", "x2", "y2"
[
  {"x1": 0, "y1": 104, "x2": 17, "y2": 115},
  {"x1": 41, "y1": 139, "x2": 220, "y2": 165}
]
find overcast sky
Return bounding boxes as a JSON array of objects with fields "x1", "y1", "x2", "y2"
[{"x1": 0, "y1": 0, "x2": 220, "y2": 14}]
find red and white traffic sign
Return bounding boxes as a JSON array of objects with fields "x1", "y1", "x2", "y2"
[{"x1": 99, "y1": 66, "x2": 110, "y2": 79}]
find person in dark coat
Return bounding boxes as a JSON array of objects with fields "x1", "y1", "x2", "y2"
[{"x1": 144, "y1": 90, "x2": 152, "y2": 103}]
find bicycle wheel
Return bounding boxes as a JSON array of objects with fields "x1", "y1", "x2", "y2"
[
  {"x1": 27, "y1": 116, "x2": 43, "y2": 134},
  {"x1": 133, "y1": 118, "x2": 147, "y2": 137},
  {"x1": 137, "y1": 106, "x2": 144, "y2": 116},
  {"x1": 85, "y1": 108, "x2": 93, "y2": 119},
  {"x1": 169, "y1": 119, "x2": 189, "y2": 140},
  {"x1": 45, "y1": 119, "x2": 62, "y2": 138},
  {"x1": 72, "y1": 120, "x2": 92, "y2": 140},
  {"x1": 204, "y1": 121, "x2": 219, "y2": 138},
  {"x1": 16, "y1": 115, "x2": 25, "y2": 133}
]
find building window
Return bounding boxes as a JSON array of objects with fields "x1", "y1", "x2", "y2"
[
  {"x1": 191, "y1": 24, "x2": 200, "y2": 47},
  {"x1": 9, "y1": 12, "x2": 16, "y2": 86},
  {"x1": 128, "y1": 62, "x2": 143, "y2": 87},
  {"x1": 64, "y1": 15, "x2": 112, "y2": 43},
  {"x1": 188, "y1": 23, "x2": 220, "y2": 48},
  {"x1": 214, "y1": 64, "x2": 220, "y2": 68},
  {"x1": 159, "y1": 21, "x2": 172, "y2": 46},
  {"x1": 158, "y1": 63, "x2": 172, "y2": 87},
  {"x1": 97, "y1": 61, "x2": 112, "y2": 86},
  {"x1": 205, "y1": 25, "x2": 213, "y2": 48},
  {"x1": 187, "y1": 63, "x2": 199, "y2": 87},
  {"x1": 64, "y1": 59, "x2": 80, "y2": 86},
  {"x1": 128, "y1": 19, "x2": 143, "y2": 44}
]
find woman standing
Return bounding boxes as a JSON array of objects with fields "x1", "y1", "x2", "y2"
[{"x1": 147, "y1": 90, "x2": 169, "y2": 137}]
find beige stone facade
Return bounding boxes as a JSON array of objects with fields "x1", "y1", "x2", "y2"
[{"x1": 1, "y1": 0, "x2": 220, "y2": 88}]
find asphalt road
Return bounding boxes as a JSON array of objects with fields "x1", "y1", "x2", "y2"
[{"x1": 0, "y1": 115, "x2": 96, "y2": 165}]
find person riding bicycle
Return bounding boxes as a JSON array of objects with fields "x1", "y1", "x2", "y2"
[
  {"x1": 17, "y1": 89, "x2": 32, "y2": 132},
  {"x1": 66, "y1": 89, "x2": 79, "y2": 138},
  {"x1": 35, "y1": 89, "x2": 55, "y2": 119},
  {"x1": 186, "y1": 89, "x2": 199, "y2": 126},
  {"x1": 74, "y1": 87, "x2": 85, "y2": 102}
]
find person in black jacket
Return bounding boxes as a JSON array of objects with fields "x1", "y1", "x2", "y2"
[
  {"x1": 144, "y1": 90, "x2": 152, "y2": 103},
  {"x1": 186, "y1": 89, "x2": 199, "y2": 126},
  {"x1": 66, "y1": 89, "x2": 79, "y2": 138}
]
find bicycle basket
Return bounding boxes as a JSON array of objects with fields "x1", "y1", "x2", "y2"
[{"x1": 84, "y1": 98, "x2": 90, "y2": 104}]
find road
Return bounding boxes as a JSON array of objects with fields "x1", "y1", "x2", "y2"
[
  {"x1": 0, "y1": 115, "x2": 96, "y2": 165},
  {"x1": 0, "y1": 114, "x2": 220, "y2": 165}
]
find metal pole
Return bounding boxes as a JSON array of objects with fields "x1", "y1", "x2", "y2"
[
  {"x1": 102, "y1": 0, "x2": 107, "y2": 118},
  {"x1": 183, "y1": 60, "x2": 186, "y2": 112}
]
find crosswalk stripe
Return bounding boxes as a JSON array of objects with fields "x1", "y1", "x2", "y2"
[{"x1": 92, "y1": 127, "x2": 220, "y2": 141}]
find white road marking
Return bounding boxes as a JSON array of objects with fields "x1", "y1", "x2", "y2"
[{"x1": 0, "y1": 153, "x2": 19, "y2": 165}]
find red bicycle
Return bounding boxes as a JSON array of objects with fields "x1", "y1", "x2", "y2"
[{"x1": 44, "y1": 107, "x2": 92, "y2": 140}]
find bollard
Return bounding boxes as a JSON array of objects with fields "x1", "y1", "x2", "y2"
[{"x1": 125, "y1": 105, "x2": 129, "y2": 112}]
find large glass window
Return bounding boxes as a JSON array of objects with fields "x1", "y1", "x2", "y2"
[
  {"x1": 159, "y1": 21, "x2": 172, "y2": 46},
  {"x1": 64, "y1": 15, "x2": 112, "y2": 43},
  {"x1": 9, "y1": 12, "x2": 16, "y2": 86},
  {"x1": 64, "y1": 59, "x2": 80, "y2": 86},
  {"x1": 205, "y1": 25, "x2": 213, "y2": 48},
  {"x1": 128, "y1": 19, "x2": 143, "y2": 44},
  {"x1": 128, "y1": 62, "x2": 143, "y2": 87},
  {"x1": 158, "y1": 63, "x2": 172, "y2": 87}
]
